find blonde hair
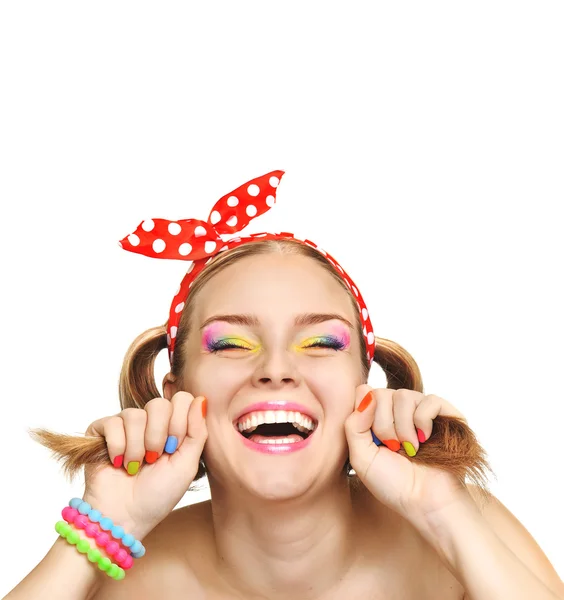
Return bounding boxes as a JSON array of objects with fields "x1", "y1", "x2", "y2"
[{"x1": 30, "y1": 238, "x2": 494, "y2": 504}]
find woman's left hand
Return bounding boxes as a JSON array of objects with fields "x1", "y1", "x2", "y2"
[{"x1": 344, "y1": 385, "x2": 471, "y2": 524}]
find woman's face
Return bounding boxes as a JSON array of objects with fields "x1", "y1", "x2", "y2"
[{"x1": 182, "y1": 253, "x2": 364, "y2": 500}]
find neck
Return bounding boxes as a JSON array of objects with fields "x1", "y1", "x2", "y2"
[{"x1": 207, "y1": 475, "x2": 380, "y2": 599}]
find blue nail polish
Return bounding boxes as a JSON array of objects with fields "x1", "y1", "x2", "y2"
[
  {"x1": 164, "y1": 435, "x2": 178, "y2": 453},
  {"x1": 371, "y1": 430, "x2": 383, "y2": 446}
]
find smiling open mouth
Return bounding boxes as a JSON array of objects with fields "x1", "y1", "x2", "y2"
[
  {"x1": 235, "y1": 411, "x2": 318, "y2": 445},
  {"x1": 240, "y1": 422, "x2": 313, "y2": 440}
]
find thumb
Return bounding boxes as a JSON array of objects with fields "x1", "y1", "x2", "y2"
[
  {"x1": 344, "y1": 385, "x2": 382, "y2": 475},
  {"x1": 175, "y1": 395, "x2": 208, "y2": 478}
]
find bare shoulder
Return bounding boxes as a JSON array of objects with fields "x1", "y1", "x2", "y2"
[
  {"x1": 92, "y1": 500, "x2": 212, "y2": 599},
  {"x1": 465, "y1": 484, "x2": 564, "y2": 598}
]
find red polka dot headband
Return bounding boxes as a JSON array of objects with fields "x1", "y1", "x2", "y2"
[{"x1": 118, "y1": 170, "x2": 376, "y2": 365}]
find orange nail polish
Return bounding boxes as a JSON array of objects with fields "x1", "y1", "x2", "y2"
[
  {"x1": 202, "y1": 397, "x2": 207, "y2": 418},
  {"x1": 145, "y1": 450, "x2": 159, "y2": 464},
  {"x1": 357, "y1": 391, "x2": 373, "y2": 413},
  {"x1": 383, "y1": 439, "x2": 401, "y2": 451}
]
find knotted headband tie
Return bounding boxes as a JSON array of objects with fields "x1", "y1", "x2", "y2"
[{"x1": 118, "y1": 170, "x2": 376, "y2": 365}]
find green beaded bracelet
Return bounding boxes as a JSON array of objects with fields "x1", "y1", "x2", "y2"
[{"x1": 55, "y1": 520, "x2": 126, "y2": 580}]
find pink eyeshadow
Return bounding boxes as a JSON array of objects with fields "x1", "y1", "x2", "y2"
[
  {"x1": 201, "y1": 322, "x2": 230, "y2": 349},
  {"x1": 324, "y1": 323, "x2": 351, "y2": 348}
]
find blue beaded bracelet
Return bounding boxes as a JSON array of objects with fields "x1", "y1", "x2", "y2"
[{"x1": 69, "y1": 498, "x2": 146, "y2": 558}]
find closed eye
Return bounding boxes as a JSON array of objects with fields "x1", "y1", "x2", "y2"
[
  {"x1": 208, "y1": 340, "x2": 253, "y2": 352},
  {"x1": 301, "y1": 339, "x2": 346, "y2": 350}
]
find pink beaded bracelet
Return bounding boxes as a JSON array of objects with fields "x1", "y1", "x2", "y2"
[{"x1": 61, "y1": 506, "x2": 134, "y2": 570}]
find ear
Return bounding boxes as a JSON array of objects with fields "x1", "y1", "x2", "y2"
[{"x1": 162, "y1": 373, "x2": 177, "y2": 400}]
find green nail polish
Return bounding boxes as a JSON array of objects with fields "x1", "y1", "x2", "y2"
[
  {"x1": 127, "y1": 461, "x2": 139, "y2": 475},
  {"x1": 402, "y1": 441, "x2": 417, "y2": 457}
]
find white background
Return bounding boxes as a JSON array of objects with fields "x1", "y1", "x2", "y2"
[{"x1": 1, "y1": 1, "x2": 563, "y2": 595}]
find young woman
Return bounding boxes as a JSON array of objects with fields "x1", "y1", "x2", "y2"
[{"x1": 7, "y1": 171, "x2": 564, "y2": 600}]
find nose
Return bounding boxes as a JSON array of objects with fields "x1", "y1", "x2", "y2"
[{"x1": 251, "y1": 347, "x2": 302, "y2": 389}]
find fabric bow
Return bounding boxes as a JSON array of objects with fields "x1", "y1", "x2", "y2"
[{"x1": 118, "y1": 170, "x2": 284, "y2": 262}]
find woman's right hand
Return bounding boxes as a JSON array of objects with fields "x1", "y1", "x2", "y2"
[{"x1": 80, "y1": 391, "x2": 207, "y2": 540}]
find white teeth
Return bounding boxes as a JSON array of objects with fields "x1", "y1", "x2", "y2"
[
  {"x1": 236, "y1": 410, "x2": 315, "y2": 434},
  {"x1": 254, "y1": 437, "x2": 301, "y2": 444},
  {"x1": 237, "y1": 420, "x2": 255, "y2": 433}
]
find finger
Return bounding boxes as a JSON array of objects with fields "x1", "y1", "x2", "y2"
[
  {"x1": 392, "y1": 389, "x2": 424, "y2": 457},
  {"x1": 164, "y1": 391, "x2": 195, "y2": 455},
  {"x1": 371, "y1": 389, "x2": 400, "y2": 451},
  {"x1": 143, "y1": 397, "x2": 173, "y2": 463},
  {"x1": 172, "y1": 394, "x2": 208, "y2": 481},
  {"x1": 121, "y1": 408, "x2": 148, "y2": 475},
  {"x1": 413, "y1": 394, "x2": 466, "y2": 443},
  {"x1": 87, "y1": 416, "x2": 126, "y2": 468}
]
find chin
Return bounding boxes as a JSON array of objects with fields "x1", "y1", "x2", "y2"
[{"x1": 245, "y1": 474, "x2": 313, "y2": 502}]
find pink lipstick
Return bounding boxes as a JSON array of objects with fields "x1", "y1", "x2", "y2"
[{"x1": 233, "y1": 401, "x2": 318, "y2": 455}]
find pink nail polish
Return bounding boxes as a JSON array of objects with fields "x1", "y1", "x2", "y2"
[{"x1": 417, "y1": 428, "x2": 426, "y2": 443}]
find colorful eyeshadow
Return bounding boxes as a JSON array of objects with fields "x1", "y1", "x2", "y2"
[
  {"x1": 297, "y1": 324, "x2": 351, "y2": 351},
  {"x1": 201, "y1": 321, "x2": 351, "y2": 353},
  {"x1": 201, "y1": 322, "x2": 257, "y2": 352}
]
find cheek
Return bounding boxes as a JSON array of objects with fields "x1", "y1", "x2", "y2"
[
  {"x1": 303, "y1": 362, "x2": 357, "y2": 415},
  {"x1": 188, "y1": 359, "x2": 251, "y2": 404}
]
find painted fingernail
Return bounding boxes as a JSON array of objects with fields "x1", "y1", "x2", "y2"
[
  {"x1": 402, "y1": 441, "x2": 417, "y2": 457},
  {"x1": 383, "y1": 439, "x2": 401, "y2": 451},
  {"x1": 164, "y1": 435, "x2": 178, "y2": 454},
  {"x1": 113, "y1": 455, "x2": 123, "y2": 468},
  {"x1": 357, "y1": 391, "x2": 373, "y2": 412},
  {"x1": 202, "y1": 398, "x2": 207, "y2": 418},
  {"x1": 126, "y1": 461, "x2": 139, "y2": 475},
  {"x1": 145, "y1": 450, "x2": 159, "y2": 464},
  {"x1": 371, "y1": 431, "x2": 383, "y2": 446},
  {"x1": 417, "y1": 428, "x2": 426, "y2": 443}
]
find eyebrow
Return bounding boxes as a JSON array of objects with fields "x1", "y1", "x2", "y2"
[{"x1": 199, "y1": 313, "x2": 354, "y2": 330}]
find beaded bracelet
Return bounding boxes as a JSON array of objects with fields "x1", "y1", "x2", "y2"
[
  {"x1": 68, "y1": 498, "x2": 146, "y2": 559},
  {"x1": 55, "y1": 520, "x2": 126, "y2": 581},
  {"x1": 61, "y1": 506, "x2": 134, "y2": 570}
]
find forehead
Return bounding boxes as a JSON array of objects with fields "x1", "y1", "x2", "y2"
[{"x1": 193, "y1": 253, "x2": 355, "y2": 324}]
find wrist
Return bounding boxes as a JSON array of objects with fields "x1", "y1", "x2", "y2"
[
  {"x1": 412, "y1": 495, "x2": 483, "y2": 573},
  {"x1": 408, "y1": 486, "x2": 478, "y2": 532},
  {"x1": 57, "y1": 496, "x2": 149, "y2": 576},
  {"x1": 126, "y1": 521, "x2": 157, "y2": 542},
  {"x1": 80, "y1": 494, "x2": 153, "y2": 541},
  {"x1": 408, "y1": 491, "x2": 482, "y2": 567}
]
